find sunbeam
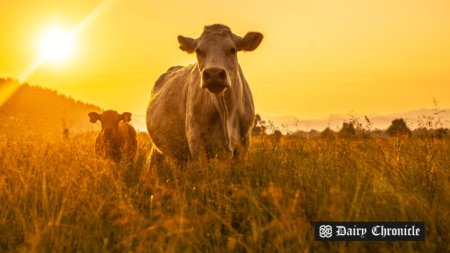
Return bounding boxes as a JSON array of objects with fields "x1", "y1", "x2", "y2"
[{"x1": 0, "y1": 0, "x2": 121, "y2": 108}]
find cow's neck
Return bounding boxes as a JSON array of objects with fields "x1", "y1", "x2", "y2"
[{"x1": 212, "y1": 66, "x2": 243, "y2": 157}]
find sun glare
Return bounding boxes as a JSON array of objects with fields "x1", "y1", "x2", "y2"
[{"x1": 40, "y1": 30, "x2": 73, "y2": 62}]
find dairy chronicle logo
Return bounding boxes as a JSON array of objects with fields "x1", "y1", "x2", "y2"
[{"x1": 319, "y1": 225, "x2": 333, "y2": 238}]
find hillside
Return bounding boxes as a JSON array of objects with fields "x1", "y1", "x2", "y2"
[{"x1": 0, "y1": 77, "x2": 102, "y2": 133}]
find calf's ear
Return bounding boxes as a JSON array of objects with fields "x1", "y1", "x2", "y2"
[
  {"x1": 178, "y1": 35, "x2": 197, "y2": 54},
  {"x1": 236, "y1": 32, "x2": 263, "y2": 52},
  {"x1": 88, "y1": 112, "x2": 102, "y2": 123},
  {"x1": 120, "y1": 112, "x2": 132, "y2": 123}
]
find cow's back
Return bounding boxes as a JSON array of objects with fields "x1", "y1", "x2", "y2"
[{"x1": 146, "y1": 65, "x2": 196, "y2": 160}]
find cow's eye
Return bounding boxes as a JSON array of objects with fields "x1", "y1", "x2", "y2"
[
  {"x1": 195, "y1": 48, "x2": 204, "y2": 56},
  {"x1": 228, "y1": 48, "x2": 236, "y2": 56}
]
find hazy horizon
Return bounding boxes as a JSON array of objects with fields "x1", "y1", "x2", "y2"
[{"x1": 3, "y1": 77, "x2": 448, "y2": 133}]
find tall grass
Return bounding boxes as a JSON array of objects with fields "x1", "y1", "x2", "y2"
[{"x1": 0, "y1": 125, "x2": 449, "y2": 252}]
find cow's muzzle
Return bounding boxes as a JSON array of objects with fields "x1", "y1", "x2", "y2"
[
  {"x1": 103, "y1": 128, "x2": 115, "y2": 140},
  {"x1": 202, "y1": 67, "x2": 231, "y2": 93}
]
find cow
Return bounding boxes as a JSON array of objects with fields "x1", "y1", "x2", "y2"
[
  {"x1": 146, "y1": 24, "x2": 263, "y2": 167},
  {"x1": 88, "y1": 110, "x2": 137, "y2": 162}
]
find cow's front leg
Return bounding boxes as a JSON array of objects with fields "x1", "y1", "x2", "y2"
[{"x1": 187, "y1": 130, "x2": 209, "y2": 162}]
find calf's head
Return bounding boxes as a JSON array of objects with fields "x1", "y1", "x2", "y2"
[
  {"x1": 88, "y1": 110, "x2": 132, "y2": 140},
  {"x1": 178, "y1": 24, "x2": 263, "y2": 94}
]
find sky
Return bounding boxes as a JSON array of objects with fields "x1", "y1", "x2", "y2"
[{"x1": 1, "y1": 0, "x2": 450, "y2": 122}]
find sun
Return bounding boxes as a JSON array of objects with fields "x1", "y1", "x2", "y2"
[{"x1": 40, "y1": 30, "x2": 73, "y2": 62}]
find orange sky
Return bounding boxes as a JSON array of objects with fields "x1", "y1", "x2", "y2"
[{"x1": 1, "y1": 0, "x2": 449, "y2": 121}]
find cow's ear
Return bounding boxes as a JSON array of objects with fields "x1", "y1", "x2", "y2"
[
  {"x1": 236, "y1": 32, "x2": 263, "y2": 52},
  {"x1": 178, "y1": 35, "x2": 197, "y2": 54},
  {"x1": 120, "y1": 112, "x2": 132, "y2": 123},
  {"x1": 88, "y1": 112, "x2": 102, "y2": 123}
]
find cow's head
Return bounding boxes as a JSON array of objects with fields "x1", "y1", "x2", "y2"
[
  {"x1": 178, "y1": 24, "x2": 263, "y2": 94},
  {"x1": 88, "y1": 110, "x2": 132, "y2": 140}
]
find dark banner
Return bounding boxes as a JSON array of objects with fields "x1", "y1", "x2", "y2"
[{"x1": 315, "y1": 222, "x2": 425, "y2": 241}]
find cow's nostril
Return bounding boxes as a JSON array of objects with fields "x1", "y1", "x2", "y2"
[
  {"x1": 203, "y1": 72, "x2": 210, "y2": 81},
  {"x1": 219, "y1": 71, "x2": 226, "y2": 81}
]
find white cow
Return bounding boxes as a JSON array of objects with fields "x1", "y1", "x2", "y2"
[{"x1": 146, "y1": 24, "x2": 263, "y2": 166}]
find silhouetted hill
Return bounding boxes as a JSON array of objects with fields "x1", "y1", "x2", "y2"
[{"x1": 0, "y1": 77, "x2": 102, "y2": 133}]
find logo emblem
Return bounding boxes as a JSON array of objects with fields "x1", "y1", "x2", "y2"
[{"x1": 319, "y1": 225, "x2": 333, "y2": 238}]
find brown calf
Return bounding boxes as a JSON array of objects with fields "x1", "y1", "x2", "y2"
[{"x1": 88, "y1": 110, "x2": 137, "y2": 162}]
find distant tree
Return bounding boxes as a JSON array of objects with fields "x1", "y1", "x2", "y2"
[
  {"x1": 292, "y1": 130, "x2": 307, "y2": 137},
  {"x1": 413, "y1": 127, "x2": 429, "y2": 139},
  {"x1": 252, "y1": 127, "x2": 261, "y2": 136},
  {"x1": 273, "y1": 129, "x2": 282, "y2": 136},
  {"x1": 320, "y1": 127, "x2": 335, "y2": 138},
  {"x1": 385, "y1": 118, "x2": 412, "y2": 137},
  {"x1": 252, "y1": 113, "x2": 267, "y2": 136},
  {"x1": 413, "y1": 127, "x2": 448, "y2": 140},
  {"x1": 339, "y1": 122, "x2": 356, "y2": 137},
  {"x1": 308, "y1": 129, "x2": 319, "y2": 138},
  {"x1": 433, "y1": 128, "x2": 448, "y2": 139}
]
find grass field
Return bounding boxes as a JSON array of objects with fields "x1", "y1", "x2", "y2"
[{"x1": 0, "y1": 125, "x2": 449, "y2": 252}]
